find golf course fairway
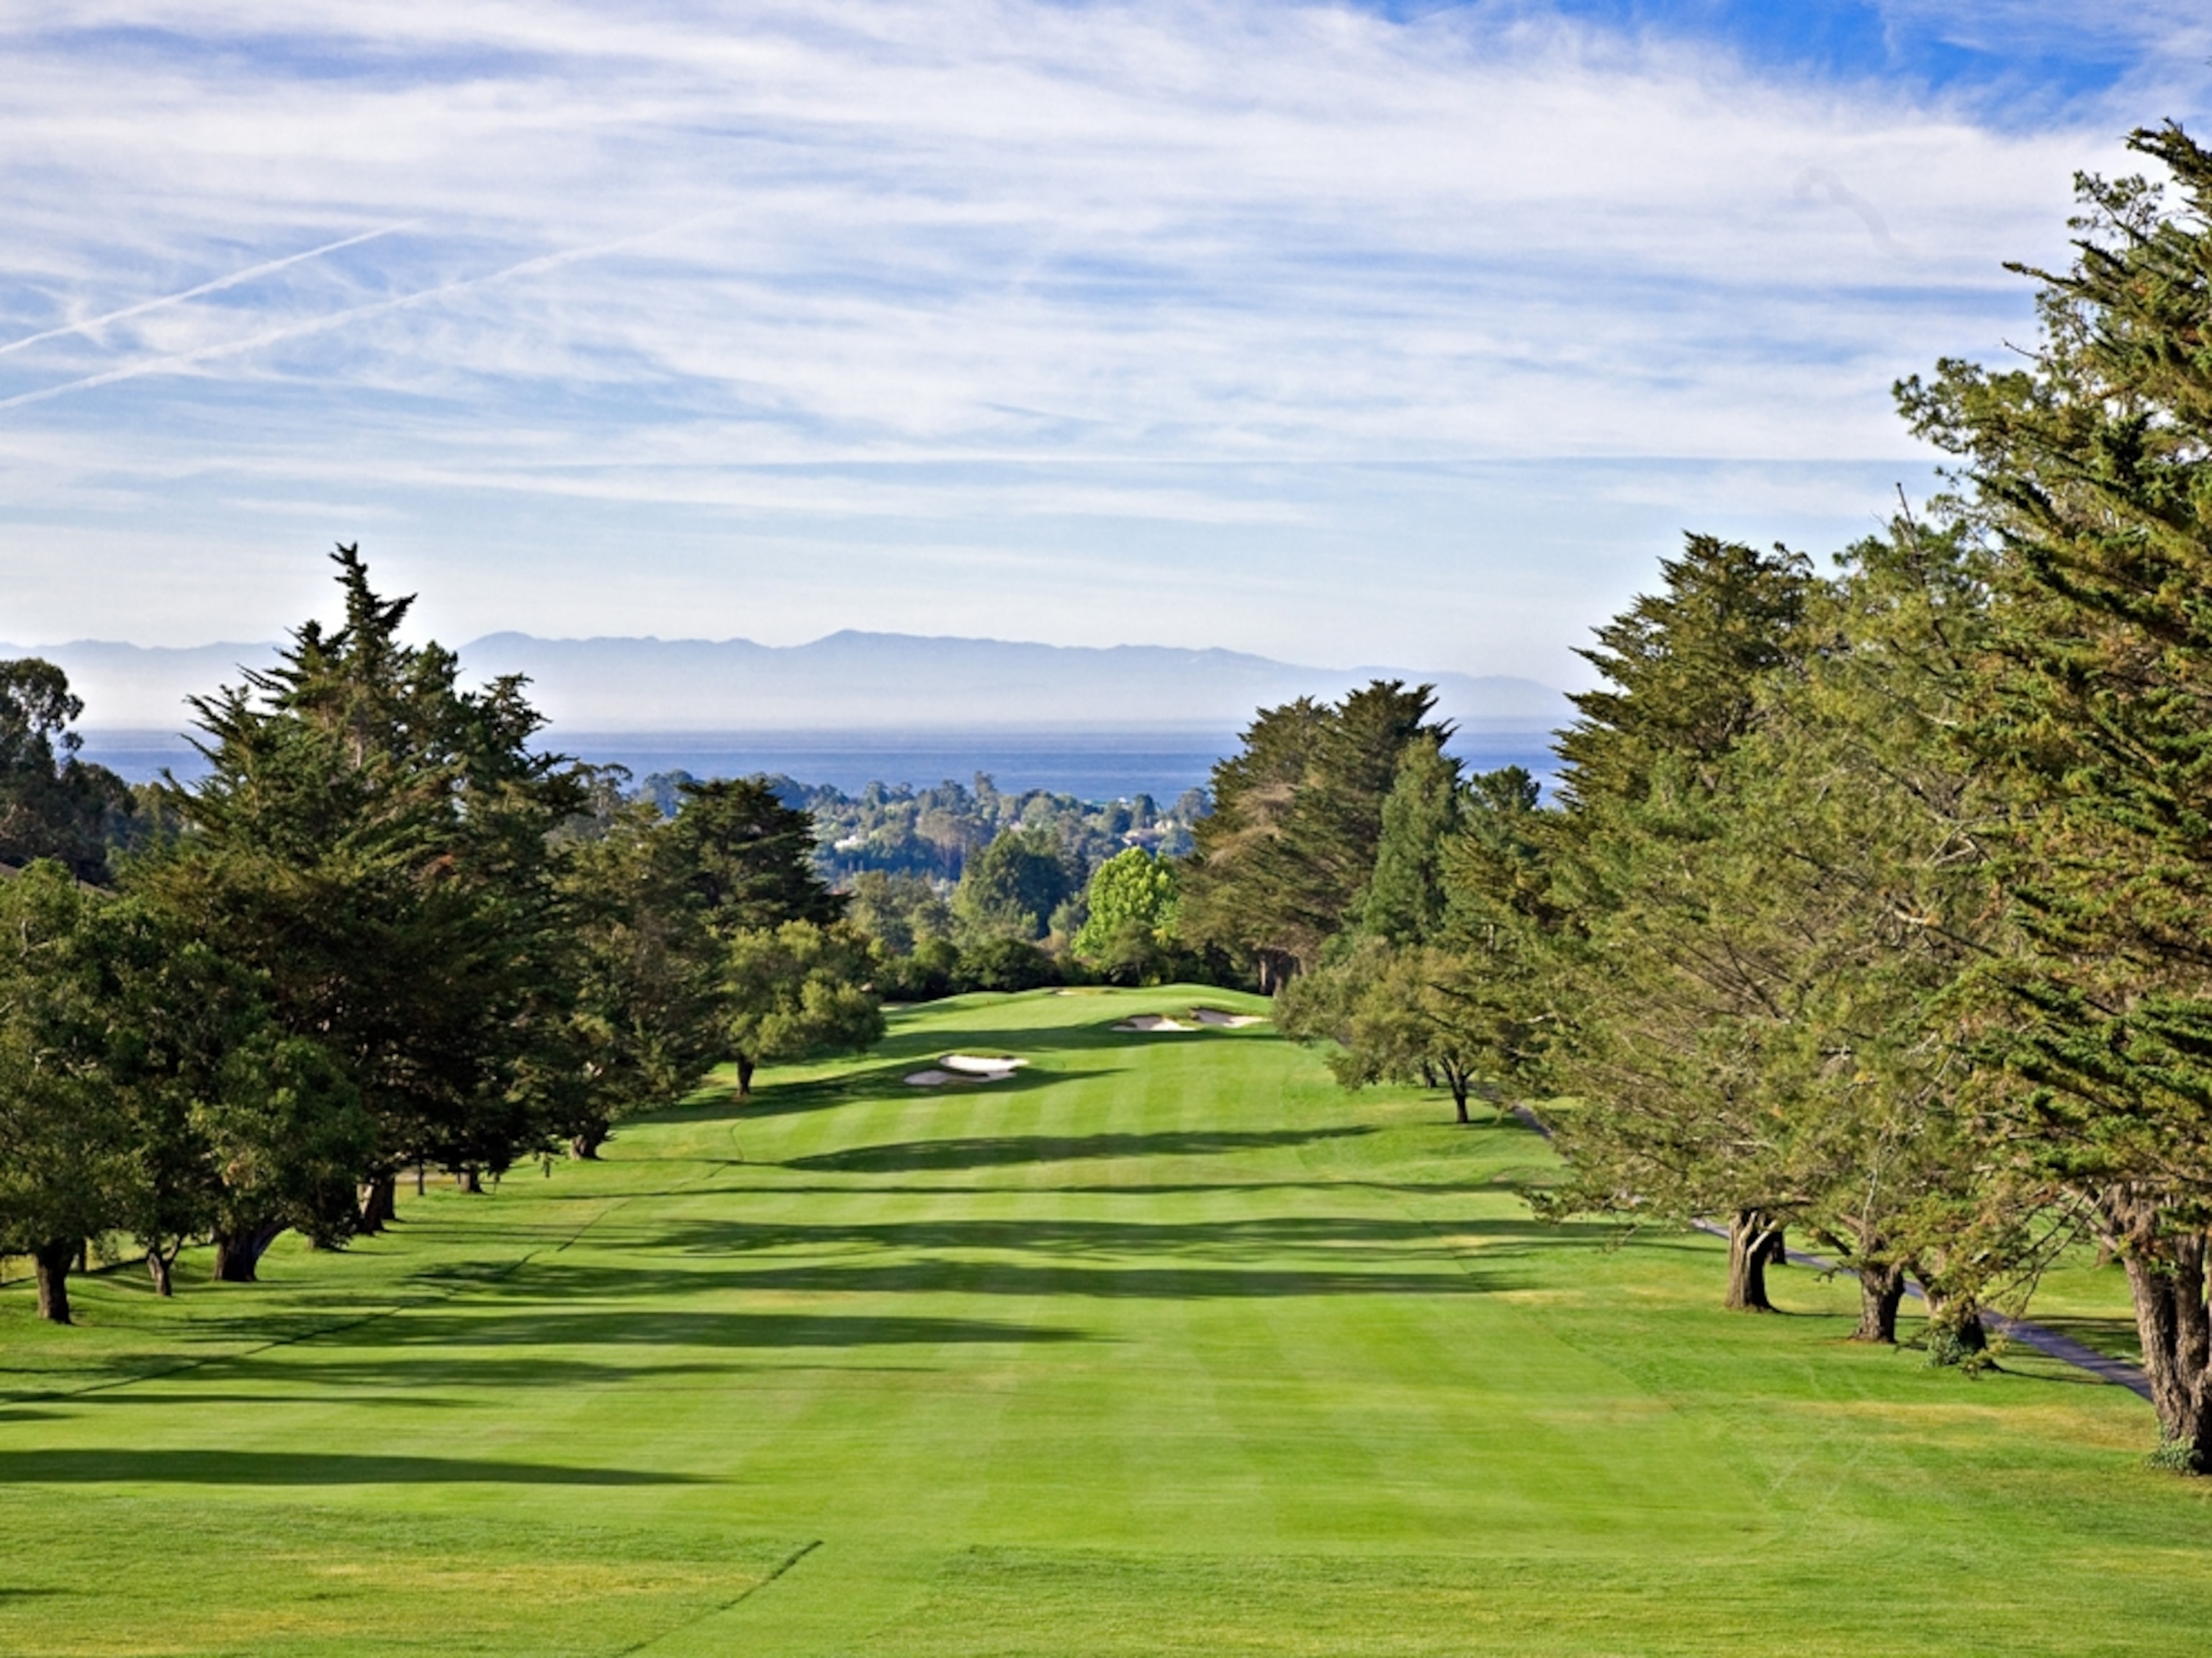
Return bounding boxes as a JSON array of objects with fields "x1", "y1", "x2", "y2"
[{"x1": 0, "y1": 986, "x2": 2204, "y2": 1656}]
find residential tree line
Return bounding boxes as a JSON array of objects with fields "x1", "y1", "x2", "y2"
[{"x1": 1197, "y1": 125, "x2": 2212, "y2": 1471}]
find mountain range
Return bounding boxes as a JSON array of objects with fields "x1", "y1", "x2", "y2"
[{"x1": 4, "y1": 631, "x2": 1570, "y2": 736}]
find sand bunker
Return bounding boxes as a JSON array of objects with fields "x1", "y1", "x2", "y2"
[
  {"x1": 940, "y1": 1054, "x2": 1028, "y2": 1075},
  {"x1": 1113, "y1": 1014, "x2": 1195, "y2": 1033},
  {"x1": 1190, "y1": 1008, "x2": 1266, "y2": 1028},
  {"x1": 904, "y1": 1056, "x2": 1025, "y2": 1088}
]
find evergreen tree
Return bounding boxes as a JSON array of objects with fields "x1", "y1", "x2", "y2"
[
  {"x1": 667, "y1": 778, "x2": 842, "y2": 938},
  {"x1": 1180, "y1": 682, "x2": 1447, "y2": 987},
  {"x1": 1534, "y1": 536, "x2": 1815, "y2": 1309},
  {"x1": 0, "y1": 864, "x2": 138, "y2": 1320},
  {"x1": 1359, "y1": 734, "x2": 1464, "y2": 945},
  {"x1": 845, "y1": 871, "x2": 953, "y2": 958},
  {"x1": 1899, "y1": 125, "x2": 2212, "y2": 1460},
  {"x1": 953, "y1": 829, "x2": 1074, "y2": 945},
  {"x1": 554, "y1": 800, "x2": 728, "y2": 1158},
  {"x1": 132, "y1": 546, "x2": 584, "y2": 1259}
]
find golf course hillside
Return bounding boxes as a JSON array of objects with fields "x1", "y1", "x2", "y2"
[{"x1": 0, "y1": 987, "x2": 2197, "y2": 1657}]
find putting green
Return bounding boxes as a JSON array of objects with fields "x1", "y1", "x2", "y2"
[{"x1": 0, "y1": 987, "x2": 2198, "y2": 1655}]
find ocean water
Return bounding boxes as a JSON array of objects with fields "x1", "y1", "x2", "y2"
[{"x1": 79, "y1": 727, "x2": 1562, "y2": 802}]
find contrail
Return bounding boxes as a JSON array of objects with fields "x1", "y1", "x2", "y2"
[
  {"x1": 1792, "y1": 167, "x2": 1907, "y2": 258},
  {"x1": 0, "y1": 211, "x2": 734, "y2": 415},
  {"x1": 0, "y1": 223, "x2": 415, "y2": 359}
]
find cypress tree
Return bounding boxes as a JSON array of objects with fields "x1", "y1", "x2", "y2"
[{"x1": 1901, "y1": 125, "x2": 2212, "y2": 1462}]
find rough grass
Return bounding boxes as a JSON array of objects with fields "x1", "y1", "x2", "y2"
[{"x1": 0, "y1": 986, "x2": 2200, "y2": 1656}]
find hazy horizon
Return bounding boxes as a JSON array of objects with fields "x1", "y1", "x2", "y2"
[{"x1": 13, "y1": 628, "x2": 1573, "y2": 735}]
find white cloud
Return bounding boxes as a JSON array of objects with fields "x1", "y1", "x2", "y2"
[{"x1": 0, "y1": 1, "x2": 2195, "y2": 678}]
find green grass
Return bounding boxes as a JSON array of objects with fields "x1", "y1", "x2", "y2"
[{"x1": 0, "y1": 985, "x2": 2201, "y2": 1656}]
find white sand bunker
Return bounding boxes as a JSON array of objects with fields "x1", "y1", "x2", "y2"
[
  {"x1": 942, "y1": 1054, "x2": 1028, "y2": 1075},
  {"x1": 1191, "y1": 1008, "x2": 1266, "y2": 1028},
  {"x1": 904, "y1": 1055, "x2": 1025, "y2": 1088},
  {"x1": 1113, "y1": 1013, "x2": 1195, "y2": 1033}
]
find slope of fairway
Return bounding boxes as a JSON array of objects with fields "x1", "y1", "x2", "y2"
[{"x1": 0, "y1": 987, "x2": 2202, "y2": 1656}]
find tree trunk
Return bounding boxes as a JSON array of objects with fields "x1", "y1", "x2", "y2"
[
  {"x1": 356, "y1": 1173, "x2": 397, "y2": 1233},
  {"x1": 32, "y1": 1238, "x2": 76, "y2": 1325},
  {"x1": 145, "y1": 1245, "x2": 174, "y2": 1298},
  {"x1": 1724, "y1": 1208, "x2": 1785, "y2": 1312},
  {"x1": 457, "y1": 1166, "x2": 482, "y2": 1194},
  {"x1": 736, "y1": 1056, "x2": 757, "y2": 1098},
  {"x1": 569, "y1": 1129, "x2": 606, "y2": 1160},
  {"x1": 1851, "y1": 1260, "x2": 1907, "y2": 1343},
  {"x1": 1448, "y1": 1074, "x2": 1471, "y2": 1126},
  {"x1": 2111, "y1": 1218, "x2": 2212, "y2": 1469},
  {"x1": 211, "y1": 1221, "x2": 286, "y2": 1283}
]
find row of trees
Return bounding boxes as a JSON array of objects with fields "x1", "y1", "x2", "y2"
[
  {"x1": 0, "y1": 551, "x2": 882, "y2": 1322},
  {"x1": 1235, "y1": 125, "x2": 2212, "y2": 1471}
]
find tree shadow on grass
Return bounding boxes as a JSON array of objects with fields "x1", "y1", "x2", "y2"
[
  {"x1": 426, "y1": 1257, "x2": 1514, "y2": 1304},
  {"x1": 529, "y1": 1213, "x2": 1617, "y2": 1276},
  {"x1": 745, "y1": 1178, "x2": 1502, "y2": 1198},
  {"x1": 781, "y1": 1126, "x2": 1374, "y2": 1174},
  {"x1": 361, "y1": 1309, "x2": 1084, "y2": 1349},
  {"x1": 0, "y1": 1449, "x2": 698, "y2": 1485}
]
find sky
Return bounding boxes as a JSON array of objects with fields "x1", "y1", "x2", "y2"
[{"x1": 1, "y1": 1, "x2": 2208, "y2": 690}]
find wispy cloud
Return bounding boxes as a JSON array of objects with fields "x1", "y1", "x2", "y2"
[{"x1": 0, "y1": 1, "x2": 2202, "y2": 678}]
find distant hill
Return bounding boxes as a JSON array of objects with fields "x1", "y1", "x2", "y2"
[
  {"x1": 454, "y1": 631, "x2": 1570, "y2": 735},
  {"x1": 8, "y1": 630, "x2": 1568, "y2": 735},
  {"x1": 0, "y1": 640, "x2": 281, "y2": 727}
]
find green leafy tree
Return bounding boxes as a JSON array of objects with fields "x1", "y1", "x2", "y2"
[
  {"x1": 1279, "y1": 936, "x2": 1506, "y2": 1126},
  {"x1": 1359, "y1": 734, "x2": 1464, "y2": 945},
  {"x1": 845, "y1": 871, "x2": 953, "y2": 956},
  {"x1": 953, "y1": 829, "x2": 1074, "y2": 945},
  {"x1": 724, "y1": 921, "x2": 884, "y2": 1096},
  {"x1": 1073, "y1": 848, "x2": 1179, "y2": 982},
  {"x1": 954, "y1": 936, "x2": 1058, "y2": 992},
  {"x1": 0, "y1": 864, "x2": 137, "y2": 1320},
  {"x1": 554, "y1": 800, "x2": 728, "y2": 1158},
  {"x1": 106, "y1": 915, "x2": 369, "y2": 1291},
  {"x1": 0, "y1": 659, "x2": 134, "y2": 882}
]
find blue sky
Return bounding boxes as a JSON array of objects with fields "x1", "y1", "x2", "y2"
[{"x1": 1, "y1": 1, "x2": 2206, "y2": 691}]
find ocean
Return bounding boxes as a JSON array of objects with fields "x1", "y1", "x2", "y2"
[{"x1": 78, "y1": 726, "x2": 1562, "y2": 802}]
